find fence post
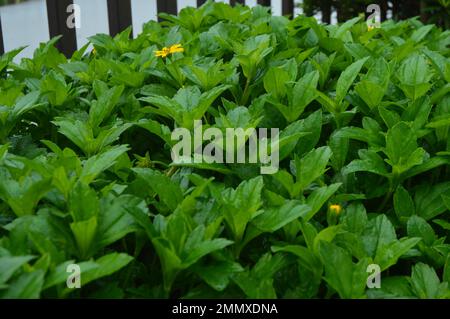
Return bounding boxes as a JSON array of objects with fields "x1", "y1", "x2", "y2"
[
  {"x1": 107, "y1": 0, "x2": 132, "y2": 37},
  {"x1": 230, "y1": 0, "x2": 245, "y2": 5},
  {"x1": 0, "y1": 15, "x2": 4, "y2": 55},
  {"x1": 46, "y1": 0, "x2": 77, "y2": 57},
  {"x1": 257, "y1": 0, "x2": 271, "y2": 6},
  {"x1": 282, "y1": 0, "x2": 294, "y2": 17},
  {"x1": 157, "y1": 0, "x2": 177, "y2": 22}
]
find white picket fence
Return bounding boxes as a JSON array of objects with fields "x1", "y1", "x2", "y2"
[{"x1": 0, "y1": 0, "x2": 329, "y2": 61}]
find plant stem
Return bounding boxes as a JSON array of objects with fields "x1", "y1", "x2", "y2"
[
  {"x1": 377, "y1": 190, "x2": 392, "y2": 213},
  {"x1": 240, "y1": 76, "x2": 251, "y2": 106},
  {"x1": 165, "y1": 166, "x2": 178, "y2": 177},
  {"x1": 333, "y1": 112, "x2": 341, "y2": 129},
  {"x1": 377, "y1": 175, "x2": 398, "y2": 213}
]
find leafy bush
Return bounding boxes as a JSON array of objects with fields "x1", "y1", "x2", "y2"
[
  {"x1": 0, "y1": 0, "x2": 29, "y2": 7},
  {"x1": 0, "y1": 2, "x2": 449, "y2": 299},
  {"x1": 301, "y1": 0, "x2": 450, "y2": 29}
]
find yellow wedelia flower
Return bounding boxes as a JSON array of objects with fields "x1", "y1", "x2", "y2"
[
  {"x1": 154, "y1": 44, "x2": 184, "y2": 58},
  {"x1": 329, "y1": 204, "x2": 342, "y2": 215},
  {"x1": 168, "y1": 44, "x2": 184, "y2": 54}
]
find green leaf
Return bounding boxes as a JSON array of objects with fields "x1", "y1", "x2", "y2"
[
  {"x1": 362, "y1": 215, "x2": 397, "y2": 259},
  {"x1": 313, "y1": 225, "x2": 342, "y2": 254},
  {"x1": 267, "y1": 70, "x2": 320, "y2": 123},
  {"x1": 366, "y1": 276, "x2": 414, "y2": 298},
  {"x1": 423, "y1": 48, "x2": 449, "y2": 82},
  {"x1": 415, "y1": 182, "x2": 450, "y2": 220},
  {"x1": 410, "y1": 263, "x2": 449, "y2": 299},
  {"x1": 404, "y1": 96, "x2": 432, "y2": 131},
  {"x1": 192, "y1": 85, "x2": 229, "y2": 124},
  {"x1": 318, "y1": 241, "x2": 368, "y2": 299},
  {"x1": 52, "y1": 118, "x2": 132, "y2": 156},
  {"x1": 52, "y1": 118, "x2": 91, "y2": 153},
  {"x1": 132, "y1": 168, "x2": 184, "y2": 212},
  {"x1": 397, "y1": 54, "x2": 433, "y2": 101},
  {"x1": 385, "y1": 122, "x2": 425, "y2": 174},
  {"x1": 0, "y1": 47, "x2": 24, "y2": 73},
  {"x1": 442, "y1": 194, "x2": 450, "y2": 211},
  {"x1": 137, "y1": 119, "x2": 173, "y2": 145},
  {"x1": 277, "y1": 128, "x2": 311, "y2": 162},
  {"x1": 289, "y1": 70, "x2": 320, "y2": 121},
  {"x1": 299, "y1": 220, "x2": 318, "y2": 250},
  {"x1": 273, "y1": 243, "x2": 323, "y2": 298},
  {"x1": 95, "y1": 195, "x2": 140, "y2": 250},
  {"x1": 183, "y1": 237, "x2": 233, "y2": 267},
  {"x1": 252, "y1": 201, "x2": 311, "y2": 232},
  {"x1": 343, "y1": 149, "x2": 389, "y2": 177},
  {"x1": 341, "y1": 202, "x2": 368, "y2": 235},
  {"x1": 294, "y1": 146, "x2": 332, "y2": 191},
  {"x1": 407, "y1": 216, "x2": 436, "y2": 246},
  {"x1": 271, "y1": 245, "x2": 321, "y2": 274},
  {"x1": 355, "y1": 57, "x2": 390, "y2": 109},
  {"x1": 379, "y1": 105, "x2": 401, "y2": 128},
  {"x1": 335, "y1": 57, "x2": 369, "y2": 105},
  {"x1": 43, "y1": 260, "x2": 98, "y2": 290},
  {"x1": 433, "y1": 219, "x2": 450, "y2": 231},
  {"x1": 89, "y1": 82, "x2": 124, "y2": 128},
  {"x1": 11, "y1": 90, "x2": 42, "y2": 118},
  {"x1": 332, "y1": 16, "x2": 360, "y2": 39},
  {"x1": 335, "y1": 118, "x2": 384, "y2": 147},
  {"x1": 140, "y1": 95, "x2": 183, "y2": 124},
  {"x1": 375, "y1": 237, "x2": 421, "y2": 271},
  {"x1": 151, "y1": 237, "x2": 183, "y2": 293},
  {"x1": 80, "y1": 253, "x2": 133, "y2": 287},
  {"x1": 69, "y1": 182, "x2": 99, "y2": 221},
  {"x1": 80, "y1": 145, "x2": 129, "y2": 184},
  {"x1": 444, "y1": 255, "x2": 450, "y2": 284},
  {"x1": 294, "y1": 110, "x2": 323, "y2": 156},
  {"x1": 402, "y1": 156, "x2": 449, "y2": 180},
  {"x1": 232, "y1": 253, "x2": 288, "y2": 299},
  {"x1": 0, "y1": 255, "x2": 35, "y2": 284},
  {"x1": 41, "y1": 71, "x2": 70, "y2": 107},
  {"x1": 315, "y1": 90, "x2": 337, "y2": 113},
  {"x1": 2, "y1": 270, "x2": 45, "y2": 299},
  {"x1": 170, "y1": 161, "x2": 234, "y2": 175},
  {"x1": 304, "y1": 183, "x2": 342, "y2": 222},
  {"x1": 193, "y1": 260, "x2": 244, "y2": 291},
  {"x1": 263, "y1": 67, "x2": 289, "y2": 99},
  {"x1": 70, "y1": 217, "x2": 98, "y2": 259},
  {"x1": 426, "y1": 115, "x2": 450, "y2": 129},
  {"x1": 394, "y1": 185, "x2": 415, "y2": 220},
  {"x1": 0, "y1": 170, "x2": 52, "y2": 217},
  {"x1": 329, "y1": 130, "x2": 349, "y2": 170},
  {"x1": 218, "y1": 176, "x2": 264, "y2": 242},
  {"x1": 272, "y1": 170, "x2": 296, "y2": 198},
  {"x1": 411, "y1": 25, "x2": 434, "y2": 42}
]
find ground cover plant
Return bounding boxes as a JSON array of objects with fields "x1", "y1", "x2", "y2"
[{"x1": 0, "y1": 1, "x2": 449, "y2": 299}]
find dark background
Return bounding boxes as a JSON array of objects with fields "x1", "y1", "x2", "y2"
[{"x1": 302, "y1": 0, "x2": 449, "y2": 29}]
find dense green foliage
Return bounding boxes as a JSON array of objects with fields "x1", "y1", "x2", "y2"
[
  {"x1": 301, "y1": 0, "x2": 449, "y2": 29},
  {"x1": 0, "y1": 2, "x2": 449, "y2": 298}
]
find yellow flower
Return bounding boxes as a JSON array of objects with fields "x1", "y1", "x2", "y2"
[
  {"x1": 367, "y1": 24, "x2": 375, "y2": 31},
  {"x1": 155, "y1": 47, "x2": 170, "y2": 58},
  {"x1": 92, "y1": 47, "x2": 97, "y2": 55},
  {"x1": 154, "y1": 44, "x2": 184, "y2": 58},
  {"x1": 329, "y1": 204, "x2": 342, "y2": 215},
  {"x1": 168, "y1": 44, "x2": 184, "y2": 54}
]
